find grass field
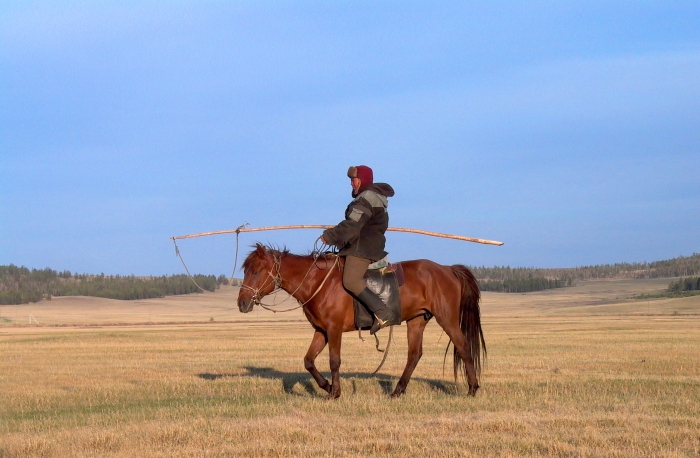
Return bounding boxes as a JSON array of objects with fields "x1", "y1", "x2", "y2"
[{"x1": 1, "y1": 279, "x2": 699, "y2": 457}]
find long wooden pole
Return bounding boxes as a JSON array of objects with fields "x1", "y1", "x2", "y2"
[{"x1": 171, "y1": 224, "x2": 503, "y2": 246}]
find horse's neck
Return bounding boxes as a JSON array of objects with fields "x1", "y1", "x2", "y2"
[{"x1": 278, "y1": 256, "x2": 319, "y2": 300}]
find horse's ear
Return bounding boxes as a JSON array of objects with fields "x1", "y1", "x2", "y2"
[{"x1": 255, "y1": 243, "x2": 266, "y2": 256}]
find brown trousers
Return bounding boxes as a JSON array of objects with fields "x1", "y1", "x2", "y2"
[{"x1": 342, "y1": 255, "x2": 371, "y2": 296}]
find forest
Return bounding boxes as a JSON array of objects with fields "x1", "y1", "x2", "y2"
[
  {"x1": 470, "y1": 253, "x2": 700, "y2": 293},
  {"x1": 0, "y1": 265, "x2": 229, "y2": 305},
  {"x1": 1, "y1": 252, "x2": 699, "y2": 304},
  {"x1": 477, "y1": 276, "x2": 573, "y2": 293}
]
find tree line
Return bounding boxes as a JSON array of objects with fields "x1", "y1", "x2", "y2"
[
  {"x1": 0, "y1": 265, "x2": 230, "y2": 305},
  {"x1": 470, "y1": 252, "x2": 700, "y2": 293},
  {"x1": 478, "y1": 276, "x2": 573, "y2": 293},
  {"x1": 668, "y1": 276, "x2": 700, "y2": 293},
  {"x1": 2, "y1": 252, "x2": 699, "y2": 303},
  {"x1": 470, "y1": 253, "x2": 700, "y2": 282}
]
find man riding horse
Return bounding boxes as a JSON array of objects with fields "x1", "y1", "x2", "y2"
[
  {"x1": 320, "y1": 165, "x2": 396, "y2": 335},
  {"x1": 238, "y1": 169, "x2": 485, "y2": 397}
]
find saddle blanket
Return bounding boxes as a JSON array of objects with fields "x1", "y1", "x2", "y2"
[{"x1": 353, "y1": 263, "x2": 404, "y2": 330}]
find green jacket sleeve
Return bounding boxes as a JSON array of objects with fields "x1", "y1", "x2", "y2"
[{"x1": 322, "y1": 198, "x2": 372, "y2": 249}]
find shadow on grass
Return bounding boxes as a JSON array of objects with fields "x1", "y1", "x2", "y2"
[{"x1": 198, "y1": 366, "x2": 456, "y2": 397}]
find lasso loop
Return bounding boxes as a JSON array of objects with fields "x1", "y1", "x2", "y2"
[{"x1": 312, "y1": 236, "x2": 337, "y2": 269}]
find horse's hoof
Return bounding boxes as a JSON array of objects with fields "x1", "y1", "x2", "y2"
[
  {"x1": 467, "y1": 384, "x2": 479, "y2": 396},
  {"x1": 325, "y1": 393, "x2": 340, "y2": 401},
  {"x1": 390, "y1": 390, "x2": 404, "y2": 398}
]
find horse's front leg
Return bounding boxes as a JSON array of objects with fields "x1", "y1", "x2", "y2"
[
  {"x1": 326, "y1": 326, "x2": 343, "y2": 400},
  {"x1": 304, "y1": 330, "x2": 331, "y2": 394}
]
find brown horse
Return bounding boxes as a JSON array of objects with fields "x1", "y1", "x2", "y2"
[{"x1": 237, "y1": 243, "x2": 486, "y2": 399}]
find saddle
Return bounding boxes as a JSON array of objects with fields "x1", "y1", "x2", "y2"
[{"x1": 353, "y1": 263, "x2": 405, "y2": 330}]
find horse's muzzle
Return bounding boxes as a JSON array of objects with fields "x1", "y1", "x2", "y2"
[{"x1": 238, "y1": 298, "x2": 254, "y2": 313}]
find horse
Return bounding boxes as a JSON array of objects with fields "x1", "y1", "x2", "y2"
[{"x1": 237, "y1": 243, "x2": 486, "y2": 399}]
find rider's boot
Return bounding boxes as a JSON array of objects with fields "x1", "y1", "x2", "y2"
[{"x1": 357, "y1": 287, "x2": 394, "y2": 335}]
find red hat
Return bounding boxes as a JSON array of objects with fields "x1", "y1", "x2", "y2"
[{"x1": 347, "y1": 165, "x2": 373, "y2": 192}]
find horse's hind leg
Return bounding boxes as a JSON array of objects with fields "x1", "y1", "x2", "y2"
[
  {"x1": 438, "y1": 320, "x2": 479, "y2": 396},
  {"x1": 391, "y1": 316, "x2": 429, "y2": 398},
  {"x1": 304, "y1": 330, "x2": 331, "y2": 394}
]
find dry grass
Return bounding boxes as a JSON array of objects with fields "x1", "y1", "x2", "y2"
[{"x1": 1, "y1": 280, "x2": 699, "y2": 457}]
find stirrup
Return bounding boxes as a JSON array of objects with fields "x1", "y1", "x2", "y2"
[{"x1": 370, "y1": 315, "x2": 390, "y2": 335}]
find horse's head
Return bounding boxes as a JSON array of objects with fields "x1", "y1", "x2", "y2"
[{"x1": 237, "y1": 243, "x2": 280, "y2": 313}]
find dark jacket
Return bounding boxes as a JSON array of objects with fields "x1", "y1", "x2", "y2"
[{"x1": 322, "y1": 183, "x2": 395, "y2": 261}]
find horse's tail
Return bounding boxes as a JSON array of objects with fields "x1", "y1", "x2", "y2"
[{"x1": 450, "y1": 264, "x2": 486, "y2": 381}]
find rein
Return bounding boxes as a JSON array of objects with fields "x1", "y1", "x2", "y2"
[{"x1": 241, "y1": 254, "x2": 340, "y2": 313}]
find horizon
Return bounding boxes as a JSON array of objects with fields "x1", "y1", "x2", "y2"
[{"x1": 3, "y1": 249, "x2": 699, "y2": 278}]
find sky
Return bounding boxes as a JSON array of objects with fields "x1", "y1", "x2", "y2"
[{"x1": 1, "y1": 1, "x2": 699, "y2": 276}]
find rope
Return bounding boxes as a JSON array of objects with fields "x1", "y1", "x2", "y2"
[
  {"x1": 371, "y1": 326, "x2": 394, "y2": 375},
  {"x1": 229, "y1": 222, "x2": 249, "y2": 284},
  {"x1": 255, "y1": 256, "x2": 339, "y2": 313},
  {"x1": 172, "y1": 239, "x2": 206, "y2": 292}
]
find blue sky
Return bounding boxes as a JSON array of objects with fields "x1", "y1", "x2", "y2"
[{"x1": 1, "y1": 1, "x2": 699, "y2": 276}]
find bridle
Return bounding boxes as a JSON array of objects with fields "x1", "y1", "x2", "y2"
[
  {"x1": 239, "y1": 254, "x2": 282, "y2": 306},
  {"x1": 240, "y1": 252, "x2": 339, "y2": 312}
]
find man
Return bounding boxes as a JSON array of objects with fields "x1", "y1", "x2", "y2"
[{"x1": 321, "y1": 165, "x2": 396, "y2": 335}]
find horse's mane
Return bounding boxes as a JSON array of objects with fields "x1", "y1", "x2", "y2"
[
  {"x1": 241, "y1": 244, "x2": 290, "y2": 273},
  {"x1": 241, "y1": 243, "x2": 335, "y2": 273},
  {"x1": 262, "y1": 243, "x2": 290, "y2": 258}
]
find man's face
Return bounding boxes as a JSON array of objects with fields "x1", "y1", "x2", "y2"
[{"x1": 351, "y1": 177, "x2": 362, "y2": 196}]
